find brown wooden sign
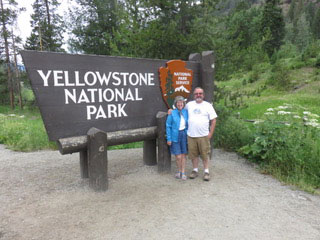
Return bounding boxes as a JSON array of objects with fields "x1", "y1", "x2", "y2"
[
  {"x1": 159, "y1": 60, "x2": 193, "y2": 108},
  {"x1": 21, "y1": 51, "x2": 201, "y2": 141}
]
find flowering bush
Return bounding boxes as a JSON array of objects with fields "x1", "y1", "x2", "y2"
[{"x1": 239, "y1": 104, "x2": 320, "y2": 191}]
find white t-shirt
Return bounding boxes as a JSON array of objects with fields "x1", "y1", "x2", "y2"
[{"x1": 186, "y1": 100, "x2": 217, "y2": 137}]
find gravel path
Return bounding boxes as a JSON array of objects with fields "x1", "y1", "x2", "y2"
[{"x1": 0, "y1": 144, "x2": 319, "y2": 240}]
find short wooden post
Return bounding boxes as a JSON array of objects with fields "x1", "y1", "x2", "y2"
[
  {"x1": 143, "y1": 139, "x2": 157, "y2": 166},
  {"x1": 87, "y1": 127, "x2": 108, "y2": 191},
  {"x1": 79, "y1": 150, "x2": 88, "y2": 178},
  {"x1": 156, "y1": 111, "x2": 171, "y2": 172}
]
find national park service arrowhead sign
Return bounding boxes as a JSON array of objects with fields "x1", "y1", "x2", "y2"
[{"x1": 159, "y1": 60, "x2": 193, "y2": 109}]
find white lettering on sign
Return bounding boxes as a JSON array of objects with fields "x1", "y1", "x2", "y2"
[
  {"x1": 38, "y1": 70, "x2": 154, "y2": 120},
  {"x1": 86, "y1": 104, "x2": 128, "y2": 120}
]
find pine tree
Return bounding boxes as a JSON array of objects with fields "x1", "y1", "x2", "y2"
[
  {"x1": 260, "y1": 0, "x2": 285, "y2": 58},
  {"x1": 24, "y1": 0, "x2": 65, "y2": 52},
  {"x1": 0, "y1": 0, "x2": 23, "y2": 108},
  {"x1": 312, "y1": 8, "x2": 320, "y2": 39},
  {"x1": 69, "y1": 0, "x2": 122, "y2": 55}
]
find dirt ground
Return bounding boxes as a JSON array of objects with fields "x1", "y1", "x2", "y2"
[{"x1": 0, "y1": 144, "x2": 319, "y2": 240}]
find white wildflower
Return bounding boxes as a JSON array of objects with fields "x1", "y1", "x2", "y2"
[
  {"x1": 19, "y1": 115, "x2": 25, "y2": 118},
  {"x1": 309, "y1": 119, "x2": 318, "y2": 122},
  {"x1": 285, "y1": 123, "x2": 291, "y2": 126},
  {"x1": 277, "y1": 106, "x2": 289, "y2": 109},
  {"x1": 305, "y1": 122, "x2": 320, "y2": 127},
  {"x1": 303, "y1": 116, "x2": 308, "y2": 121},
  {"x1": 8, "y1": 114, "x2": 16, "y2": 117},
  {"x1": 264, "y1": 112, "x2": 274, "y2": 115},
  {"x1": 293, "y1": 115, "x2": 301, "y2": 119},
  {"x1": 267, "y1": 108, "x2": 274, "y2": 111},
  {"x1": 303, "y1": 111, "x2": 311, "y2": 115},
  {"x1": 277, "y1": 111, "x2": 291, "y2": 115}
]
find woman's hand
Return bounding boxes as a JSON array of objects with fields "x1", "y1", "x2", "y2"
[{"x1": 167, "y1": 141, "x2": 172, "y2": 146}]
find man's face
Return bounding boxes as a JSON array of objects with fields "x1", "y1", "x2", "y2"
[{"x1": 193, "y1": 89, "x2": 204, "y2": 103}]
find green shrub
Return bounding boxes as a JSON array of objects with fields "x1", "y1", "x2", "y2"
[
  {"x1": 267, "y1": 63, "x2": 291, "y2": 90},
  {"x1": 239, "y1": 105, "x2": 320, "y2": 191},
  {"x1": 213, "y1": 105, "x2": 254, "y2": 151}
]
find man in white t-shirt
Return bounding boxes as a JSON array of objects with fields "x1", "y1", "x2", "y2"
[{"x1": 186, "y1": 87, "x2": 217, "y2": 181}]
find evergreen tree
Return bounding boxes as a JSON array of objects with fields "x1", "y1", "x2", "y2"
[
  {"x1": 260, "y1": 0, "x2": 285, "y2": 58},
  {"x1": 25, "y1": 0, "x2": 65, "y2": 52},
  {"x1": 0, "y1": 0, "x2": 23, "y2": 108},
  {"x1": 295, "y1": 13, "x2": 312, "y2": 51},
  {"x1": 312, "y1": 7, "x2": 320, "y2": 39},
  {"x1": 69, "y1": 0, "x2": 123, "y2": 55}
]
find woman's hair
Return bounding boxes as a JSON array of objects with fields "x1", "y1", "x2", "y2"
[{"x1": 174, "y1": 96, "x2": 186, "y2": 108}]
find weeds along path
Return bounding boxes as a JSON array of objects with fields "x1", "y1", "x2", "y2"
[{"x1": 0, "y1": 144, "x2": 319, "y2": 240}]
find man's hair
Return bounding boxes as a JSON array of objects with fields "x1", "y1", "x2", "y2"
[{"x1": 193, "y1": 87, "x2": 205, "y2": 94}]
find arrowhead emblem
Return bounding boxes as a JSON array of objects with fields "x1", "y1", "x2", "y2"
[{"x1": 159, "y1": 60, "x2": 193, "y2": 109}]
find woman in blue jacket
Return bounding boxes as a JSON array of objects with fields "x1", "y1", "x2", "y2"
[{"x1": 166, "y1": 96, "x2": 188, "y2": 180}]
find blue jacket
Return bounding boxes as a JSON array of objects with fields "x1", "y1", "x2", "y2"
[{"x1": 166, "y1": 109, "x2": 188, "y2": 143}]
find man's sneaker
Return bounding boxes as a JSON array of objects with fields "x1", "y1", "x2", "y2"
[
  {"x1": 189, "y1": 171, "x2": 198, "y2": 179},
  {"x1": 203, "y1": 173, "x2": 210, "y2": 181},
  {"x1": 175, "y1": 172, "x2": 181, "y2": 179}
]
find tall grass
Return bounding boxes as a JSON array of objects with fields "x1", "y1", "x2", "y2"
[
  {"x1": 0, "y1": 108, "x2": 56, "y2": 151},
  {"x1": 0, "y1": 106, "x2": 143, "y2": 152}
]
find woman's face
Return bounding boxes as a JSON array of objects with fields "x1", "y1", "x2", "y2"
[{"x1": 176, "y1": 100, "x2": 184, "y2": 110}]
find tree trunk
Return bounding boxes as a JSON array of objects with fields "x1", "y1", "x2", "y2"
[
  {"x1": 12, "y1": 31, "x2": 23, "y2": 109},
  {"x1": 0, "y1": 0, "x2": 14, "y2": 109}
]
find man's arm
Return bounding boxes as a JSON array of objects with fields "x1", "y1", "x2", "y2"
[{"x1": 207, "y1": 118, "x2": 216, "y2": 139}]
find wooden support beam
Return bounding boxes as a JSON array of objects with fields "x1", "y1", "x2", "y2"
[
  {"x1": 143, "y1": 139, "x2": 157, "y2": 166},
  {"x1": 79, "y1": 150, "x2": 88, "y2": 178},
  {"x1": 87, "y1": 128, "x2": 108, "y2": 191},
  {"x1": 156, "y1": 111, "x2": 171, "y2": 173},
  {"x1": 57, "y1": 126, "x2": 157, "y2": 155}
]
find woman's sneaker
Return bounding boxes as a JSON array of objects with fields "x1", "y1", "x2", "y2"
[{"x1": 175, "y1": 172, "x2": 181, "y2": 179}]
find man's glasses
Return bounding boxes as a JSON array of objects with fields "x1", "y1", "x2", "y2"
[{"x1": 194, "y1": 92, "x2": 203, "y2": 95}]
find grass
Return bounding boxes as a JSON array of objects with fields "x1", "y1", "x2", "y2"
[
  {"x1": 0, "y1": 106, "x2": 57, "y2": 151},
  {"x1": 0, "y1": 105, "x2": 143, "y2": 152}
]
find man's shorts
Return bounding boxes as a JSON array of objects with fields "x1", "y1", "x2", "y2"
[
  {"x1": 170, "y1": 130, "x2": 188, "y2": 155},
  {"x1": 187, "y1": 136, "x2": 210, "y2": 160}
]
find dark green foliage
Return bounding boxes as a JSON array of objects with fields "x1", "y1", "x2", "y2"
[
  {"x1": 312, "y1": 8, "x2": 320, "y2": 39},
  {"x1": 267, "y1": 62, "x2": 291, "y2": 89},
  {"x1": 24, "y1": 0, "x2": 65, "y2": 52},
  {"x1": 69, "y1": 0, "x2": 122, "y2": 55},
  {"x1": 260, "y1": 0, "x2": 285, "y2": 58},
  {"x1": 0, "y1": 63, "x2": 8, "y2": 104},
  {"x1": 213, "y1": 104, "x2": 254, "y2": 151}
]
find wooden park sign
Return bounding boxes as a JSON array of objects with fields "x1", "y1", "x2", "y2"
[{"x1": 21, "y1": 50, "x2": 215, "y2": 191}]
